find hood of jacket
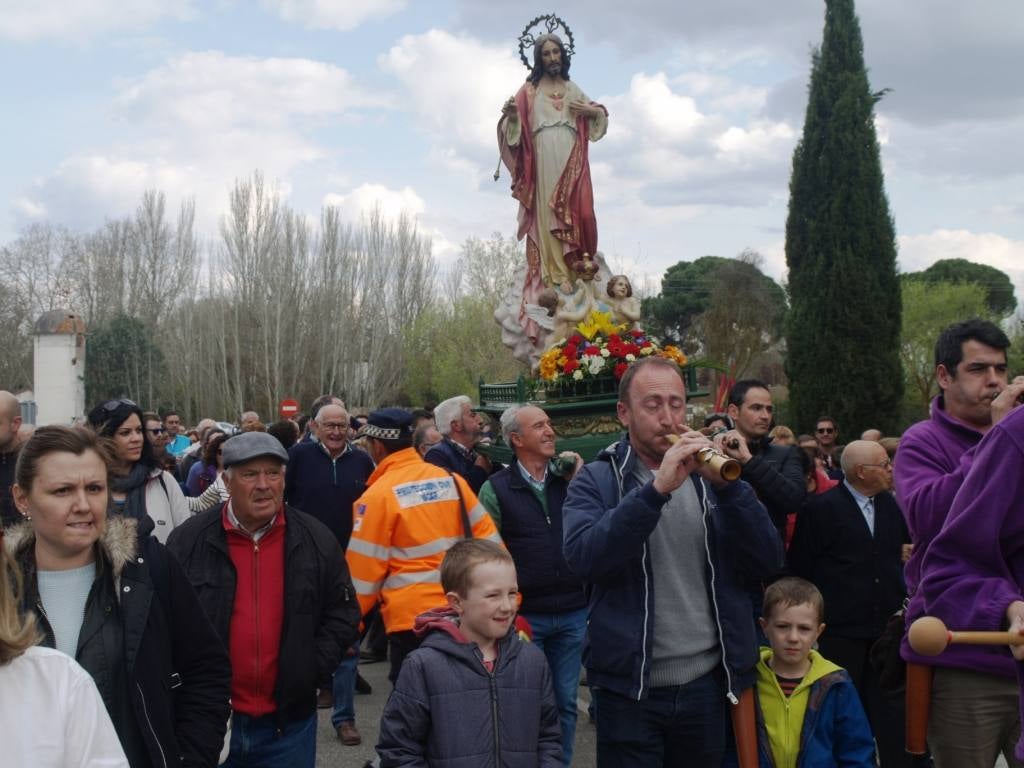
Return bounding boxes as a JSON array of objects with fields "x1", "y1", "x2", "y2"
[
  {"x1": 414, "y1": 605, "x2": 523, "y2": 669},
  {"x1": 5, "y1": 514, "x2": 141, "y2": 581}
]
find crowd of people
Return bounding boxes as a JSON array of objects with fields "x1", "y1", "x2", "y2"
[{"x1": 0, "y1": 315, "x2": 1023, "y2": 768}]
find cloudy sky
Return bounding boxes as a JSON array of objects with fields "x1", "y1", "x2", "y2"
[{"x1": 2, "y1": 0, "x2": 1022, "y2": 298}]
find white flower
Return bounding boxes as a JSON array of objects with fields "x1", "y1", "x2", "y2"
[
  {"x1": 640, "y1": 347, "x2": 655, "y2": 356},
  {"x1": 626, "y1": 354, "x2": 636, "y2": 362},
  {"x1": 588, "y1": 357, "x2": 605, "y2": 375},
  {"x1": 600, "y1": 348, "x2": 611, "y2": 358},
  {"x1": 572, "y1": 369, "x2": 584, "y2": 381}
]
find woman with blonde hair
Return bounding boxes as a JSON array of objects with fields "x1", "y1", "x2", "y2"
[{"x1": 0, "y1": 537, "x2": 128, "y2": 766}]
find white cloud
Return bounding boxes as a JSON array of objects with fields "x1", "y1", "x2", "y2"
[
  {"x1": 323, "y1": 183, "x2": 425, "y2": 223},
  {"x1": 899, "y1": 229, "x2": 1024, "y2": 300},
  {"x1": 114, "y1": 51, "x2": 388, "y2": 128},
  {"x1": 264, "y1": 0, "x2": 405, "y2": 31},
  {"x1": 380, "y1": 29, "x2": 522, "y2": 155},
  {"x1": 16, "y1": 51, "x2": 390, "y2": 233},
  {"x1": 0, "y1": 0, "x2": 193, "y2": 43}
]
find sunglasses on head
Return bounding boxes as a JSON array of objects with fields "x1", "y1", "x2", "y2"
[{"x1": 101, "y1": 398, "x2": 137, "y2": 414}]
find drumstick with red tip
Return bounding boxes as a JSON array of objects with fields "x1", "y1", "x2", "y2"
[{"x1": 908, "y1": 616, "x2": 1024, "y2": 656}]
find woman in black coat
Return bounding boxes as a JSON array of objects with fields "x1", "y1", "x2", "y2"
[{"x1": 7, "y1": 425, "x2": 230, "y2": 767}]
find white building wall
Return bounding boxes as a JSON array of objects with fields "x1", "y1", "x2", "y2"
[{"x1": 33, "y1": 334, "x2": 86, "y2": 425}]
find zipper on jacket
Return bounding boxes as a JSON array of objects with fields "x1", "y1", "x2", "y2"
[
  {"x1": 136, "y1": 681, "x2": 169, "y2": 768},
  {"x1": 699, "y1": 485, "x2": 737, "y2": 704},
  {"x1": 253, "y1": 538, "x2": 262, "y2": 704},
  {"x1": 611, "y1": 447, "x2": 650, "y2": 702},
  {"x1": 488, "y1": 669, "x2": 500, "y2": 764}
]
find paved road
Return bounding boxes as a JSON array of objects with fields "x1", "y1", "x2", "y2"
[{"x1": 314, "y1": 655, "x2": 597, "y2": 767}]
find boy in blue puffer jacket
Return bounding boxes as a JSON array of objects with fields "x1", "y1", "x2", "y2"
[
  {"x1": 741, "y1": 577, "x2": 876, "y2": 768},
  {"x1": 376, "y1": 539, "x2": 562, "y2": 767}
]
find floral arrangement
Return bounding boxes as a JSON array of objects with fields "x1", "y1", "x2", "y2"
[{"x1": 538, "y1": 310, "x2": 687, "y2": 385}]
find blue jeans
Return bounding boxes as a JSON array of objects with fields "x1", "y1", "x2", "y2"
[
  {"x1": 221, "y1": 711, "x2": 316, "y2": 768},
  {"x1": 331, "y1": 642, "x2": 359, "y2": 727},
  {"x1": 522, "y1": 608, "x2": 587, "y2": 766},
  {"x1": 593, "y1": 671, "x2": 726, "y2": 768}
]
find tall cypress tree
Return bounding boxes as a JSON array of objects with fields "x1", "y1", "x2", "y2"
[{"x1": 784, "y1": 0, "x2": 902, "y2": 436}]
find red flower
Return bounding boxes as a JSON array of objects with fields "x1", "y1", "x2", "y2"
[
  {"x1": 583, "y1": 346, "x2": 601, "y2": 357},
  {"x1": 563, "y1": 358, "x2": 579, "y2": 373},
  {"x1": 641, "y1": 341, "x2": 653, "y2": 348},
  {"x1": 630, "y1": 329, "x2": 644, "y2": 338},
  {"x1": 626, "y1": 343, "x2": 640, "y2": 356},
  {"x1": 564, "y1": 344, "x2": 578, "y2": 359},
  {"x1": 614, "y1": 362, "x2": 629, "y2": 379},
  {"x1": 569, "y1": 334, "x2": 584, "y2": 345},
  {"x1": 609, "y1": 334, "x2": 621, "y2": 343}
]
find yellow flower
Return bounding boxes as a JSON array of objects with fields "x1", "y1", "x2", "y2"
[{"x1": 575, "y1": 310, "x2": 622, "y2": 341}]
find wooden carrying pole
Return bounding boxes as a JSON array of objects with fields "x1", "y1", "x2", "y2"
[{"x1": 731, "y1": 687, "x2": 758, "y2": 768}]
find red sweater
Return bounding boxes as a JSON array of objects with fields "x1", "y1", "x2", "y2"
[{"x1": 223, "y1": 507, "x2": 286, "y2": 716}]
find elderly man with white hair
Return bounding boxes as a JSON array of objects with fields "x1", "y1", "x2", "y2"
[
  {"x1": 284, "y1": 401, "x2": 374, "y2": 745},
  {"x1": 424, "y1": 394, "x2": 493, "y2": 494}
]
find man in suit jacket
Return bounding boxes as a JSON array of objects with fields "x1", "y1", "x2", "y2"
[{"x1": 789, "y1": 439, "x2": 910, "y2": 767}]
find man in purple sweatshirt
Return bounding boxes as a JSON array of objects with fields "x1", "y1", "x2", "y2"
[{"x1": 897, "y1": 318, "x2": 1024, "y2": 767}]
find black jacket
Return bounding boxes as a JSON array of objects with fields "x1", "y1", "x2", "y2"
[
  {"x1": 740, "y1": 437, "x2": 806, "y2": 541},
  {"x1": 425, "y1": 438, "x2": 490, "y2": 494},
  {"x1": 9, "y1": 515, "x2": 231, "y2": 768},
  {"x1": 788, "y1": 484, "x2": 908, "y2": 639},
  {"x1": 377, "y1": 617, "x2": 562, "y2": 767},
  {"x1": 485, "y1": 465, "x2": 585, "y2": 615},
  {"x1": 0, "y1": 448, "x2": 18, "y2": 527},
  {"x1": 166, "y1": 503, "x2": 360, "y2": 726}
]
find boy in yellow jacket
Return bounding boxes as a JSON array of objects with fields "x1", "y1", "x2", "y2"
[{"x1": 752, "y1": 578, "x2": 875, "y2": 767}]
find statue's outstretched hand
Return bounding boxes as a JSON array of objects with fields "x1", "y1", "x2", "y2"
[{"x1": 502, "y1": 96, "x2": 517, "y2": 118}]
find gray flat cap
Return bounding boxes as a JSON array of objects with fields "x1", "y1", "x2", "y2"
[{"x1": 221, "y1": 432, "x2": 289, "y2": 468}]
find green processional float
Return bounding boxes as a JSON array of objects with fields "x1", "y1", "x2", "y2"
[{"x1": 480, "y1": 13, "x2": 707, "y2": 465}]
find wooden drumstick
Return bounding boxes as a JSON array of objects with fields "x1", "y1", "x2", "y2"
[{"x1": 908, "y1": 616, "x2": 1024, "y2": 656}]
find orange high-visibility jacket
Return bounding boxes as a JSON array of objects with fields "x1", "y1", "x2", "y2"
[{"x1": 346, "y1": 447, "x2": 502, "y2": 633}]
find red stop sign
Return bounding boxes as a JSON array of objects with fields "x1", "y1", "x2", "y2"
[{"x1": 279, "y1": 398, "x2": 300, "y2": 418}]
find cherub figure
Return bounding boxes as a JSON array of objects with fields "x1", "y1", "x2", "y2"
[
  {"x1": 531, "y1": 279, "x2": 590, "y2": 344},
  {"x1": 606, "y1": 274, "x2": 641, "y2": 328}
]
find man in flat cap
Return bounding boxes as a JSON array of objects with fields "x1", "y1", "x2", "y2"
[
  {"x1": 346, "y1": 408, "x2": 503, "y2": 684},
  {"x1": 167, "y1": 432, "x2": 360, "y2": 768}
]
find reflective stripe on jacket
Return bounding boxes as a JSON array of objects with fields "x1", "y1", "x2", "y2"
[{"x1": 347, "y1": 447, "x2": 502, "y2": 632}]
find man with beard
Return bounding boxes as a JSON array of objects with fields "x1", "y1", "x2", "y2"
[{"x1": 498, "y1": 33, "x2": 608, "y2": 342}]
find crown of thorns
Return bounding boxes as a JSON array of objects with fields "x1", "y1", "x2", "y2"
[{"x1": 518, "y1": 14, "x2": 576, "y2": 69}]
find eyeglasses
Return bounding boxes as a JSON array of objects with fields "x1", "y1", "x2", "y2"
[
  {"x1": 861, "y1": 459, "x2": 893, "y2": 470},
  {"x1": 320, "y1": 422, "x2": 348, "y2": 432},
  {"x1": 147, "y1": 427, "x2": 167, "y2": 436},
  {"x1": 101, "y1": 398, "x2": 137, "y2": 414},
  {"x1": 816, "y1": 427, "x2": 835, "y2": 434}
]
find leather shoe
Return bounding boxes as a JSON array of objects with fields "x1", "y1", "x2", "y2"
[
  {"x1": 316, "y1": 688, "x2": 332, "y2": 709},
  {"x1": 337, "y1": 721, "x2": 362, "y2": 746}
]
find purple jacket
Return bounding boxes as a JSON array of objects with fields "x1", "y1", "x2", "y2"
[
  {"x1": 895, "y1": 395, "x2": 984, "y2": 597},
  {"x1": 912, "y1": 404, "x2": 1024, "y2": 688}
]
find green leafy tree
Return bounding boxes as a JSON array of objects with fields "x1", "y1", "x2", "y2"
[
  {"x1": 784, "y1": 0, "x2": 902, "y2": 436},
  {"x1": 85, "y1": 314, "x2": 166, "y2": 408},
  {"x1": 900, "y1": 281, "x2": 991, "y2": 416},
  {"x1": 643, "y1": 254, "x2": 785, "y2": 346},
  {"x1": 903, "y1": 258, "x2": 1017, "y2": 319}
]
